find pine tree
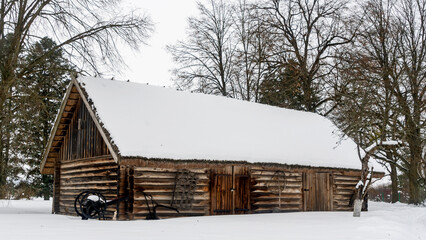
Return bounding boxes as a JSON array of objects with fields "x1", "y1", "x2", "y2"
[
  {"x1": 0, "y1": 37, "x2": 73, "y2": 199},
  {"x1": 21, "y1": 37, "x2": 74, "y2": 199},
  {"x1": 259, "y1": 59, "x2": 305, "y2": 110}
]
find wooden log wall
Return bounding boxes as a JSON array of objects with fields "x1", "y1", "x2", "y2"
[
  {"x1": 128, "y1": 167, "x2": 210, "y2": 219},
  {"x1": 54, "y1": 97, "x2": 117, "y2": 218},
  {"x1": 57, "y1": 155, "x2": 118, "y2": 217},
  {"x1": 332, "y1": 172, "x2": 360, "y2": 211},
  {"x1": 250, "y1": 167, "x2": 304, "y2": 213}
]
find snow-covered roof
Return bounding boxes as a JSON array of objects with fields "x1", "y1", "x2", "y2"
[{"x1": 77, "y1": 76, "x2": 363, "y2": 170}]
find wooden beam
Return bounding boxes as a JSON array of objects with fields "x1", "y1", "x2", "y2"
[
  {"x1": 53, "y1": 136, "x2": 65, "y2": 141},
  {"x1": 51, "y1": 141, "x2": 61, "y2": 147},
  {"x1": 62, "y1": 112, "x2": 73, "y2": 118},
  {"x1": 42, "y1": 168, "x2": 54, "y2": 175},
  {"x1": 57, "y1": 124, "x2": 68, "y2": 130},
  {"x1": 60, "y1": 118, "x2": 72, "y2": 124},
  {"x1": 66, "y1": 99, "x2": 78, "y2": 105},
  {"x1": 48, "y1": 152, "x2": 59, "y2": 158},
  {"x1": 68, "y1": 92, "x2": 80, "y2": 99},
  {"x1": 56, "y1": 130, "x2": 67, "y2": 136},
  {"x1": 64, "y1": 106, "x2": 75, "y2": 112}
]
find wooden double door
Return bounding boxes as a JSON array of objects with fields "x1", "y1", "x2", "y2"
[
  {"x1": 211, "y1": 166, "x2": 250, "y2": 215},
  {"x1": 303, "y1": 172, "x2": 333, "y2": 211}
]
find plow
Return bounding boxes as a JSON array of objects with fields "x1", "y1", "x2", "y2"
[{"x1": 74, "y1": 191, "x2": 179, "y2": 220}]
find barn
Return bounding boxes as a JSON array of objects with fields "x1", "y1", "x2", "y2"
[{"x1": 40, "y1": 75, "x2": 383, "y2": 220}]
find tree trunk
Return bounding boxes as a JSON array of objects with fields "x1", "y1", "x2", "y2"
[
  {"x1": 408, "y1": 159, "x2": 421, "y2": 204},
  {"x1": 0, "y1": 141, "x2": 5, "y2": 199},
  {"x1": 0, "y1": 97, "x2": 13, "y2": 199},
  {"x1": 0, "y1": 105, "x2": 7, "y2": 199},
  {"x1": 353, "y1": 199, "x2": 363, "y2": 217},
  {"x1": 390, "y1": 163, "x2": 399, "y2": 203},
  {"x1": 43, "y1": 191, "x2": 50, "y2": 200},
  {"x1": 0, "y1": 118, "x2": 4, "y2": 198},
  {"x1": 407, "y1": 117, "x2": 423, "y2": 205}
]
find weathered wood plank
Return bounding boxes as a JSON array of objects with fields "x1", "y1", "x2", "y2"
[
  {"x1": 60, "y1": 171, "x2": 117, "y2": 179},
  {"x1": 133, "y1": 167, "x2": 208, "y2": 173},
  {"x1": 60, "y1": 165, "x2": 117, "y2": 175}
]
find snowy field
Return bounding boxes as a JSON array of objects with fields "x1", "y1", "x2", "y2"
[{"x1": 0, "y1": 199, "x2": 424, "y2": 240}]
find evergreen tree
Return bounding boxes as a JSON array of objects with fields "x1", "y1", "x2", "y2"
[
  {"x1": 21, "y1": 37, "x2": 74, "y2": 199},
  {"x1": 0, "y1": 37, "x2": 73, "y2": 199},
  {"x1": 259, "y1": 59, "x2": 305, "y2": 110}
]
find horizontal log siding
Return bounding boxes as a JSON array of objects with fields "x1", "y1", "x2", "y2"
[
  {"x1": 131, "y1": 167, "x2": 210, "y2": 219},
  {"x1": 57, "y1": 156, "x2": 118, "y2": 218},
  {"x1": 52, "y1": 94, "x2": 118, "y2": 218},
  {"x1": 250, "y1": 167, "x2": 304, "y2": 213},
  {"x1": 332, "y1": 173, "x2": 360, "y2": 211}
]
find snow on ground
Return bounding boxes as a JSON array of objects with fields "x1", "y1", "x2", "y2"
[{"x1": 0, "y1": 199, "x2": 424, "y2": 240}]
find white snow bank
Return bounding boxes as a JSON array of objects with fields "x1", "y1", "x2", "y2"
[
  {"x1": 1, "y1": 199, "x2": 424, "y2": 240},
  {"x1": 78, "y1": 76, "x2": 368, "y2": 170}
]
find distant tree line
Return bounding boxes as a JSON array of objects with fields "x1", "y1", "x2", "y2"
[{"x1": 168, "y1": 0, "x2": 425, "y2": 204}]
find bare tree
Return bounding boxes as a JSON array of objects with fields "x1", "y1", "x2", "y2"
[
  {"x1": 258, "y1": 0, "x2": 354, "y2": 114},
  {"x1": 334, "y1": 0, "x2": 404, "y2": 203},
  {"x1": 232, "y1": 0, "x2": 272, "y2": 102},
  {"x1": 168, "y1": 0, "x2": 236, "y2": 97},
  {"x1": 334, "y1": 0, "x2": 425, "y2": 204},
  {"x1": 393, "y1": 0, "x2": 426, "y2": 204},
  {"x1": 0, "y1": 0, "x2": 153, "y2": 198},
  {"x1": 0, "y1": 0, "x2": 152, "y2": 111}
]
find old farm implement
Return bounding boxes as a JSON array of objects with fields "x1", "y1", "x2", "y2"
[{"x1": 74, "y1": 191, "x2": 179, "y2": 220}]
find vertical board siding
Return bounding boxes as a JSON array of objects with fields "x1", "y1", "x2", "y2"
[
  {"x1": 211, "y1": 166, "x2": 250, "y2": 215},
  {"x1": 234, "y1": 175, "x2": 250, "y2": 214},
  {"x1": 303, "y1": 172, "x2": 315, "y2": 211},
  {"x1": 61, "y1": 99, "x2": 110, "y2": 161},
  {"x1": 250, "y1": 167, "x2": 304, "y2": 213},
  {"x1": 131, "y1": 167, "x2": 210, "y2": 219},
  {"x1": 314, "y1": 173, "x2": 333, "y2": 211},
  {"x1": 304, "y1": 172, "x2": 333, "y2": 211},
  {"x1": 212, "y1": 174, "x2": 233, "y2": 214}
]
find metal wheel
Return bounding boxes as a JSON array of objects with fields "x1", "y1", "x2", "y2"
[{"x1": 74, "y1": 191, "x2": 107, "y2": 220}]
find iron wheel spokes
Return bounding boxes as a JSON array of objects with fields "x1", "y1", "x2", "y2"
[{"x1": 74, "y1": 191, "x2": 107, "y2": 220}]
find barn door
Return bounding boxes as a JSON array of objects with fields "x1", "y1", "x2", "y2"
[
  {"x1": 304, "y1": 172, "x2": 333, "y2": 211},
  {"x1": 234, "y1": 174, "x2": 250, "y2": 214},
  {"x1": 213, "y1": 174, "x2": 233, "y2": 214},
  {"x1": 212, "y1": 166, "x2": 250, "y2": 215}
]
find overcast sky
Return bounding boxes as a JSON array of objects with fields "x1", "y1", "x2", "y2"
[{"x1": 113, "y1": 1, "x2": 199, "y2": 87}]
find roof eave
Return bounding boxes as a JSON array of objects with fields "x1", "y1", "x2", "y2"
[
  {"x1": 40, "y1": 75, "x2": 120, "y2": 174},
  {"x1": 40, "y1": 80, "x2": 74, "y2": 174}
]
